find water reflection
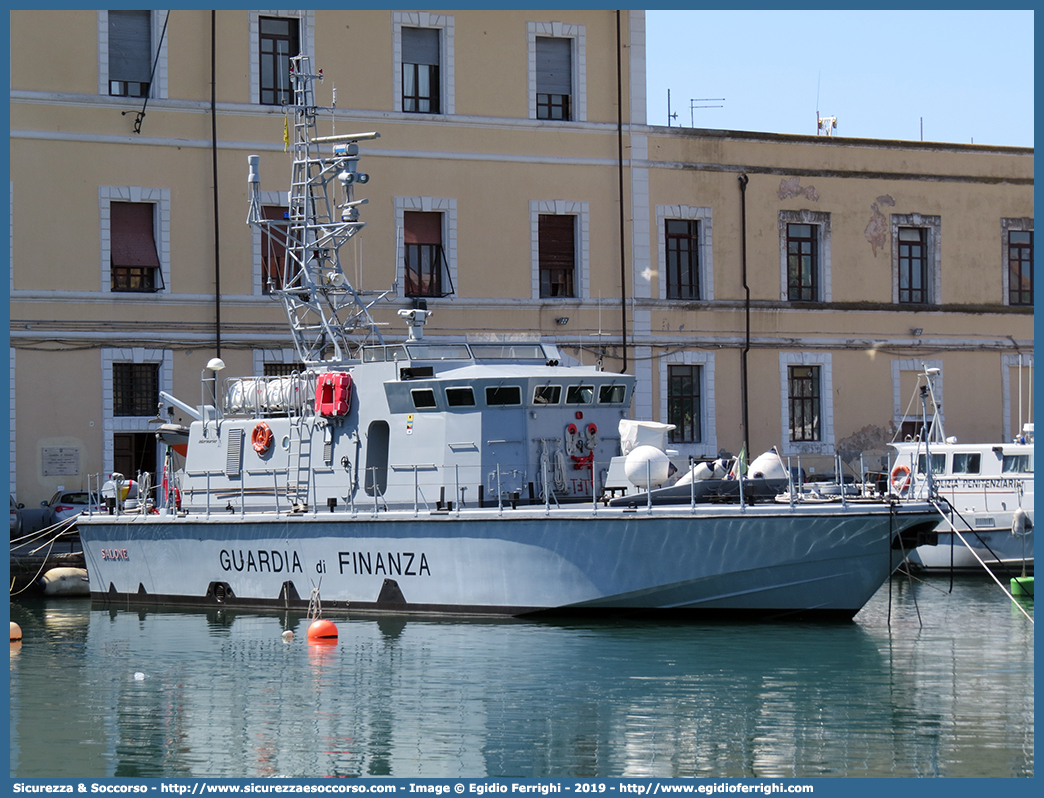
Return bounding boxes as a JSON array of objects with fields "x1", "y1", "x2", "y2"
[{"x1": 9, "y1": 577, "x2": 1034, "y2": 778}]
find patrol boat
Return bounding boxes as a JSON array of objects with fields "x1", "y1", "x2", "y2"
[
  {"x1": 889, "y1": 367, "x2": 1033, "y2": 575},
  {"x1": 76, "y1": 57, "x2": 941, "y2": 620}
]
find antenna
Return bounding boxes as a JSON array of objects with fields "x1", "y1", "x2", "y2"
[
  {"x1": 689, "y1": 98, "x2": 724, "y2": 127},
  {"x1": 667, "y1": 89, "x2": 678, "y2": 126},
  {"x1": 815, "y1": 70, "x2": 821, "y2": 133}
]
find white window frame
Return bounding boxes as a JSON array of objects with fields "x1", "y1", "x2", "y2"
[
  {"x1": 393, "y1": 12, "x2": 455, "y2": 116},
  {"x1": 527, "y1": 21, "x2": 586, "y2": 122},
  {"x1": 101, "y1": 347, "x2": 173, "y2": 478},
  {"x1": 891, "y1": 213, "x2": 941, "y2": 305},
  {"x1": 249, "y1": 10, "x2": 314, "y2": 106},
  {"x1": 780, "y1": 352, "x2": 834, "y2": 457},
  {"x1": 661, "y1": 351, "x2": 716, "y2": 459},
  {"x1": 99, "y1": 186, "x2": 171, "y2": 294},
  {"x1": 779, "y1": 210, "x2": 831, "y2": 302},
  {"x1": 657, "y1": 205, "x2": 713, "y2": 301},
  {"x1": 394, "y1": 196, "x2": 457, "y2": 300},
  {"x1": 531, "y1": 200, "x2": 589, "y2": 300},
  {"x1": 891, "y1": 358, "x2": 944, "y2": 436},
  {"x1": 1001, "y1": 217, "x2": 1034, "y2": 306},
  {"x1": 1002, "y1": 352, "x2": 1034, "y2": 442},
  {"x1": 254, "y1": 348, "x2": 304, "y2": 376},
  {"x1": 98, "y1": 10, "x2": 169, "y2": 99}
]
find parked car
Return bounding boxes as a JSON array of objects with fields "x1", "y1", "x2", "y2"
[
  {"x1": 11, "y1": 495, "x2": 23, "y2": 538},
  {"x1": 41, "y1": 489, "x2": 104, "y2": 527}
]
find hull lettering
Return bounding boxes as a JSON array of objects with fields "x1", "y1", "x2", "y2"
[
  {"x1": 219, "y1": 549, "x2": 303, "y2": 573},
  {"x1": 338, "y1": 551, "x2": 431, "y2": 576}
]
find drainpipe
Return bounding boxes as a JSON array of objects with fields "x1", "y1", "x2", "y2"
[
  {"x1": 616, "y1": 10, "x2": 628, "y2": 374},
  {"x1": 211, "y1": 10, "x2": 222, "y2": 357},
  {"x1": 738, "y1": 174, "x2": 750, "y2": 456}
]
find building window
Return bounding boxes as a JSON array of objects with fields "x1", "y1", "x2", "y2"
[
  {"x1": 112, "y1": 362, "x2": 159, "y2": 417},
  {"x1": 658, "y1": 205, "x2": 713, "y2": 302},
  {"x1": 665, "y1": 220, "x2": 700, "y2": 300},
  {"x1": 668, "y1": 365, "x2": 701, "y2": 444},
  {"x1": 259, "y1": 16, "x2": 299, "y2": 106},
  {"x1": 404, "y1": 212, "x2": 452, "y2": 297},
  {"x1": 110, "y1": 202, "x2": 163, "y2": 293},
  {"x1": 786, "y1": 223, "x2": 818, "y2": 301},
  {"x1": 535, "y1": 36, "x2": 572, "y2": 120},
  {"x1": 108, "y1": 10, "x2": 152, "y2": 97},
  {"x1": 788, "y1": 365, "x2": 821, "y2": 442},
  {"x1": 897, "y1": 226, "x2": 928, "y2": 304},
  {"x1": 891, "y1": 214, "x2": 940, "y2": 305},
  {"x1": 779, "y1": 210, "x2": 830, "y2": 303},
  {"x1": 401, "y1": 27, "x2": 440, "y2": 113},
  {"x1": 263, "y1": 362, "x2": 305, "y2": 377},
  {"x1": 538, "y1": 215, "x2": 576, "y2": 298},
  {"x1": 261, "y1": 205, "x2": 289, "y2": 294},
  {"x1": 1008, "y1": 230, "x2": 1033, "y2": 306}
]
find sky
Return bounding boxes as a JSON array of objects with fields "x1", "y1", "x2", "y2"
[{"x1": 645, "y1": 9, "x2": 1034, "y2": 148}]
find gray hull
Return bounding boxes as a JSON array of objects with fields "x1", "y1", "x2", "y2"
[{"x1": 79, "y1": 502, "x2": 939, "y2": 620}]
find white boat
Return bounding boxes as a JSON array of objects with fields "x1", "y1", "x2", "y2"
[
  {"x1": 889, "y1": 368, "x2": 1033, "y2": 575},
  {"x1": 75, "y1": 57, "x2": 941, "y2": 621}
]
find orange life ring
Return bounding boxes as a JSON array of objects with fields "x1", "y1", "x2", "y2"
[
  {"x1": 251, "y1": 422, "x2": 274, "y2": 455},
  {"x1": 890, "y1": 464, "x2": 911, "y2": 493}
]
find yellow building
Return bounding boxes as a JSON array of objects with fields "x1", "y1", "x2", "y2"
[{"x1": 9, "y1": 9, "x2": 1033, "y2": 506}]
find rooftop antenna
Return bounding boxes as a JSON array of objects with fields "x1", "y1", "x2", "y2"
[
  {"x1": 690, "y1": 98, "x2": 724, "y2": 127},
  {"x1": 815, "y1": 71, "x2": 837, "y2": 136},
  {"x1": 667, "y1": 89, "x2": 678, "y2": 126}
]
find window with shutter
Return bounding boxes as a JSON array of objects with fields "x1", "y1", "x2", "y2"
[
  {"x1": 261, "y1": 206, "x2": 289, "y2": 294},
  {"x1": 402, "y1": 27, "x2": 441, "y2": 114},
  {"x1": 404, "y1": 212, "x2": 452, "y2": 297},
  {"x1": 536, "y1": 37, "x2": 571, "y2": 120},
  {"x1": 110, "y1": 202, "x2": 163, "y2": 292},
  {"x1": 538, "y1": 215, "x2": 576, "y2": 298},
  {"x1": 108, "y1": 10, "x2": 152, "y2": 97}
]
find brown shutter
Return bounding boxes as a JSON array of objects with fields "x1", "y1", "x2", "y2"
[
  {"x1": 404, "y1": 212, "x2": 442, "y2": 244},
  {"x1": 111, "y1": 202, "x2": 160, "y2": 268},
  {"x1": 539, "y1": 214, "x2": 574, "y2": 269}
]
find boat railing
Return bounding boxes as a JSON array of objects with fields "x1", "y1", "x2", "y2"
[{"x1": 169, "y1": 448, "x2": 923, "y2": 520}]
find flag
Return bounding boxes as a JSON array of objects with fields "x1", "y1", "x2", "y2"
[
  {"x1": 283, "y1": 116, "x2": 289, "y2": 151},
  {"x1": 730, "y1": 445, "x2": 747, "y2": 479}
]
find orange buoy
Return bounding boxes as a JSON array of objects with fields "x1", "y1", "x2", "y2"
[
  {"x1": 11, "y1": 622, "x2": 23, "y2": 642},
  {"x1": 307, "y1": 618, "x2": 338, "y2": 641}
]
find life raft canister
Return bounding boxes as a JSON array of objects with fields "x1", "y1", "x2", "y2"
[
  {"x1": 890, "y1": 463, "x2": 912, "y2": 494},
  {"x1": 252, "y1": 421, "x2": 274, "y2": 455},
  {"x1": 315, "y1": 372, "x2": 353, "y2": 417}
]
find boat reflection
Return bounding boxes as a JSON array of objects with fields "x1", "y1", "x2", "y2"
[{"x1": 8, "y1": 587, "x2": 1034, "y2": 778}]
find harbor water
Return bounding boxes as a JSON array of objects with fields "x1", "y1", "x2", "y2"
[{"x1": 9, "y1": 575, "x2": 1033, "y2": 779}]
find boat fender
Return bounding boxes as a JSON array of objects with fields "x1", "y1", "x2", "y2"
[
  {"x1": 890, "y1": 464, "x2": 911, "y2": 494},
  {"x1": 1012, "y1": 506, "x2": 1033, "y2": 536},
  {"x1": 251, "y1": 422, "x2": 274, "y2": 455}
]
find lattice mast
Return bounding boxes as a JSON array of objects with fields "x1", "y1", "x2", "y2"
[{"x1": 247, "y1": 55, "x2": 387, "y2": 365}]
